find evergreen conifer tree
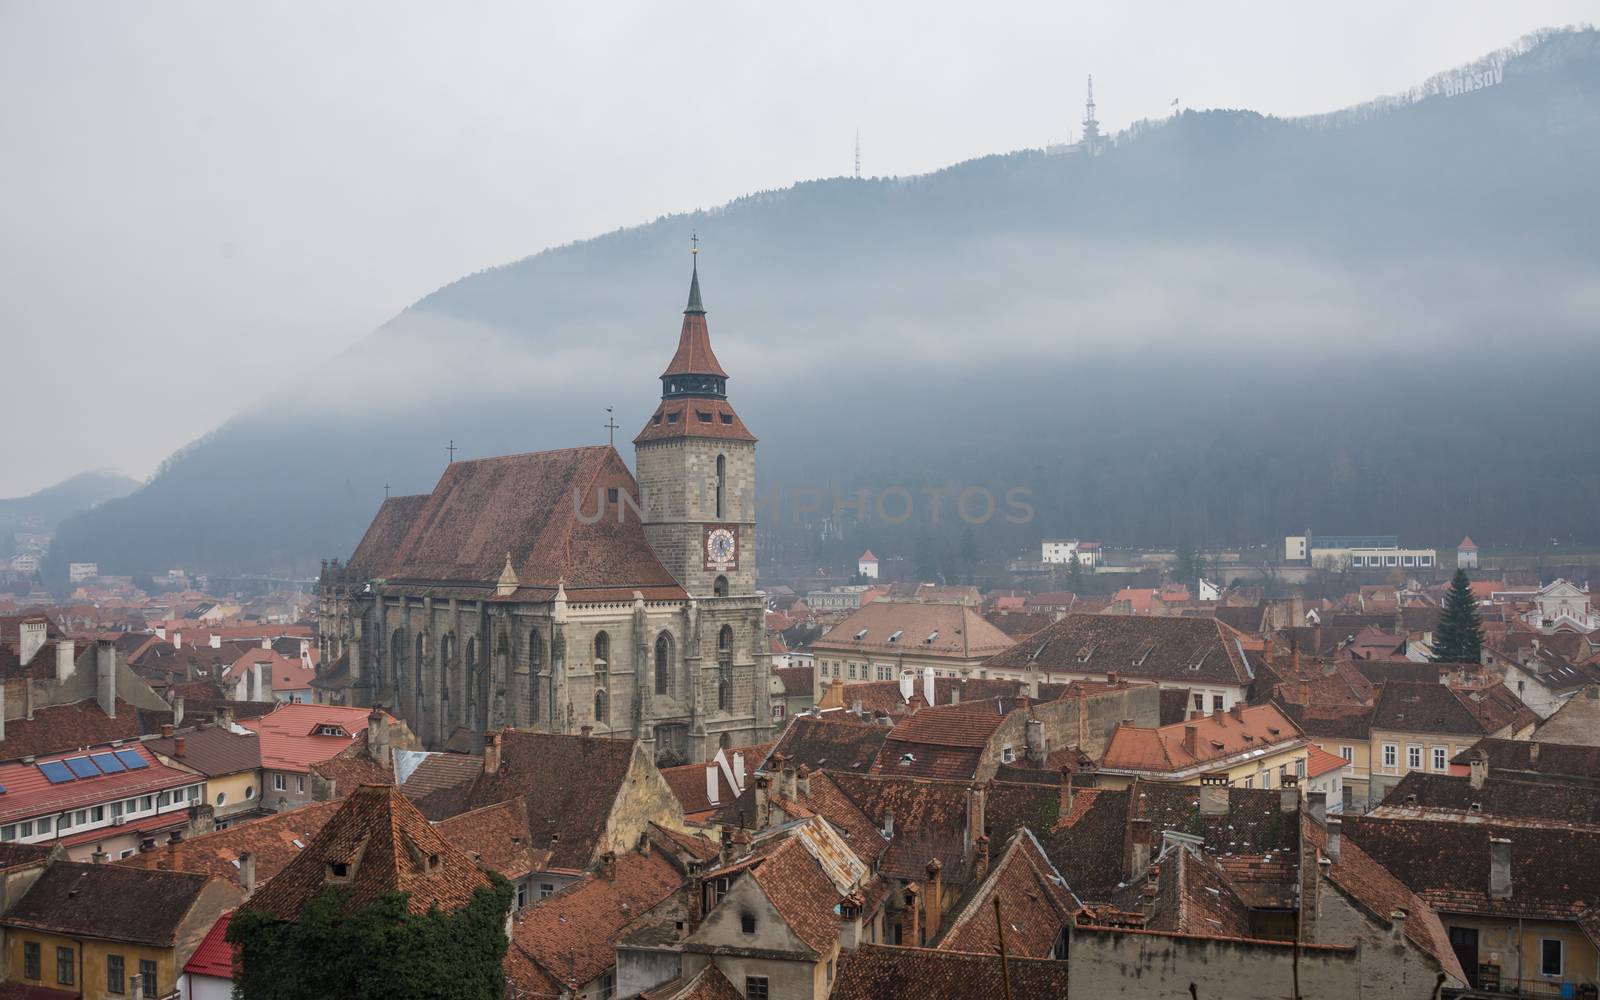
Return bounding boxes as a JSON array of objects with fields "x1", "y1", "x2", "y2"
[{"x1": 1432, "y1": 568, "x2": 1484, "y2": 663}]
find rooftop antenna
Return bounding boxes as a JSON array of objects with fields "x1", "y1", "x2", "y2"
[
  {"x1": 604, "y1": 407, "x2": 618, "y2": 447},
  {"x1": 854, "y1": 129, "x2": 861, "y2": 179}
]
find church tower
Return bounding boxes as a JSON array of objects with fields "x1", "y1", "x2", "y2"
[{"x1": 634, "y1": 252, "x2": 758, "y2": 597}]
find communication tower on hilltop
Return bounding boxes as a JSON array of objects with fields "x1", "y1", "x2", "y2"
[{"x1": 1081, "y1": 74, "x2": 1101, "y2": 156}]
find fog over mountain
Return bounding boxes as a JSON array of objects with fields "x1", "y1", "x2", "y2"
[{"x1": 47, "y1": 28, "x2": 1600, "y2": 582}]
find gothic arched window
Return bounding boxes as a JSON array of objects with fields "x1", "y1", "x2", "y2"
[
  {"x1": 715, "y1": 454, "x2": 726, "y2": 519},
  {"x1": 594, "y1": 631, "x2": 609, "y2": 671},
  {"x1": 718, "y1": 624, "x2": 733, "y2": 653},
  {"x1": 655, "y1": 632, "x2": 672, "y2": 696},
  {"x1": 594, "y1": 689, "x2": 608, "y2": 723},
  {"x1": 714, "y1": 575, "x2": 729, "y2": 597},
  {"x1": 390, "y1": 629, "x2": 405, "y2": 694}
]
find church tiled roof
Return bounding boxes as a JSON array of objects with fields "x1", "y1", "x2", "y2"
[{"x1": 349, "y1": 446, "x2": 685, "y2": 599}]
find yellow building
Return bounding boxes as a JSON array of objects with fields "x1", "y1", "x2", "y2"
[
  {"x1": 1097, "y1": 703, "x2": 1309, "y2": 788},
  {"x1": 2, "y1": 861, "x2": 237, "y2": 999},
  {"x1": 1368, "y1": 681, "x2": 1536, "y2": 803},
  {"x1": 146, "y1": 725, "x2": 263, "y2": 824}
]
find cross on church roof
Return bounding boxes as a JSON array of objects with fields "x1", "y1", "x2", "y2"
[{"x1": 446, "y1": 440, "x2": 457, "y2": 463}]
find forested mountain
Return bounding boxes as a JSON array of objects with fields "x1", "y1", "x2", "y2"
[
  {"x1": 47, "y1": 28, "x2": 1600, "y2": 582},
  {"x1": 1, "y1": 470, "x2": 140, "y2": 537}
]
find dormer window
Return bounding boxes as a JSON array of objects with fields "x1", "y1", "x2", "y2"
[
  {"x1": 327, "y1": 861, "x2": 351, "y2": 882},
  {"x1": 667, "y1": 412, "x2": 680, "y2": 424},
  {"x1": 887, "y1": 630, "x2": 903, "y2": 644},
  {"x1": 696, "y1": 410, "x2": 713, "y2": 423},
  {"x1": 740, "y1": 911, "x2": 757, "y2": 934},
  {"x1": 720, "y1": 413, "x2": 733, "y2": 425},
  {"x1": 854, "y1": 629, "x2": 868, "y2": 642},
  {"x1": 1075, "y1": 642, "x2": 1097, "y2": 662},
  {"x1": 924, "y1": 631, "x2": 940, "y2": 645},
  {"x1": 316, "y1": 725, "x2": 348, "y2": 738}
]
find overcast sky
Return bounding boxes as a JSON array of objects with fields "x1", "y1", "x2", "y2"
[{"x1": 0, "y1": 1, "x2": 1591, "y2": 497}]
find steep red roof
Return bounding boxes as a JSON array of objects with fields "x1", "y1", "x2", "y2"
[
  {"x1": 508, "y1": 849, "x2": 685, "y2": 990},
  {"x1": 635, "y1": 397, "x2": 756, "y2": 444},
  {"x1": 243, "y1": 785, "x2": 493, "y2": 920},
  {"x1": 354, "y1": 446, "x2": 686, "y2": 598},
  {"x1": 937, "y1": 829, "x2": 1076, "y2": 957},
  {"x1": 182, "y1": 911, "x2": 237, "y2": 979},
  {"x1": 659, "y1": 270, "x2": 727, "y2": 378}
]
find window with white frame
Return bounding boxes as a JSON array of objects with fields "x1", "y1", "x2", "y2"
[
  {"x1": 1432, "y1": 747, "x2": 1447, "y2": 771},
  {"x1": 1407, "y1": 746, "x2": 1422, "y2": 770},
  {"x1": 1339, "y1": 746, "x2": 1354, "y2": 764},
  {"x1": 1382, "y1": 744, "x2": 1397, "y2": 769},
  {"x1": 1541, "y1": 938, "x2": 1562, "y2": 978}
]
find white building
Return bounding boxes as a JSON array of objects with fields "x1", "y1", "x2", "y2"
[
  {"x1": 857, "y1": 549, "x2": 879, "y2": 580},
  {"x1": 9, "y1": 553, "x2": 39, "y2": 574},
  {"x1": 68, "y1": 562, "x2": 99, "y2": 583},
  {"x1": 1523, "y1": 579, "x2": 1598, "y2": 634},
  {"x1": 1041, "y1": 538, "x2": 1101, "y2": 568},
  {"x1": 1284, "y1": 533, "x2": 1435, "y2": 571},
  {"x1": 1457, "y1": 536, "x2": 1478, "y2": 569}
]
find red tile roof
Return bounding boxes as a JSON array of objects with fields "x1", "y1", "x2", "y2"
[
  {"x1": 182, "y1": 911, "x2": 237, "y2": 979},
  {"x1": 350, "y1": 446, "x2": 687, "y2": 599},
  {"x1": 833, "y1": 945, "x2": 1069, "y2": 1000},
  {"x1": 936, "y1": 829, "x2": 1076, "y2": 957},
  {"x1": 635, "y1": 397, "x2": 756, "y2": 444},
  {"x1": 243, "y1": 785, "x2": 493, "y2": 920},
  {"x1": 0, "y1": 697, "x2": 169, "y2": 763},
  {"x1": 508, "y1": 848, "x2": 686, "y2": 990},
  {"x1": 240, "y1": 703, "x2": 392, "y2": 774},
  {"x1": 118, "y1": 799, "x2": 341, "y2": 889},
  {"x1": 1100, "y1": 704, "x2": 1305, "y2": 775},
  {"x1": 0, "y1": 742, "x2": 194, "y2": 825},
  {"x1": 812, "y1": 601, "x2": 1015, "y2": 660}
]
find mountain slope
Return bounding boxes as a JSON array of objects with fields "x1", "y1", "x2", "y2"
[
  {"x1": 1, "y1": 470, "x2": 141, "y2": 536},
  {"x1": 48, "y1": 28, "x2": 1600, "y2": 581}
]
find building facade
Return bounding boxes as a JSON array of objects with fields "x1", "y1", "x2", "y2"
[{"x1": 317, "y1": 260, "x2": 773, "y2": 764}]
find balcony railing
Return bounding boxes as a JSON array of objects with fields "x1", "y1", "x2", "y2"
[{"x1": 1448, "y1": 976, "x2": 1598, "y2": 1000}]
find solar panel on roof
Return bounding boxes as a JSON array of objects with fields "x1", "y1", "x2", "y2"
[
  {"x1": 65, "y1": 757, "x2": 99, "y2": 779},
  {"x1": 113, "y1": 748, "x2": 148, "y2": 770},
  {"x1": 89, "y1": 752, "x2": 126, "y2": 774},
  {"x1": 38, "y1": 761, "x2": 75, "y2": 784}
]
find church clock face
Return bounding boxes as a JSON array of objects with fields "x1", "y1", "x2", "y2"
[{"x1": 704, "y1": 525, "x2": 738, "y2": 571}]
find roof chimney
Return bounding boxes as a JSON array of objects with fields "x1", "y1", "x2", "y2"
[
  {"x1": 974, "y1": 834, "x2": 991, "y2": 879},
  {"x1": 1228, "y1": 702, "x2": 1243, "y2": 722},
  {"x1": 1325, "y1": 817, "x2": 1341, "y2": 863},
  {"x1": 1199, "y1": 773, "x2": 1230, "y2": 816},
  {"x1": 483, "y1": 730, "x2": 502, "y2": 774},
  {"x1": 1389, "y1": 908, "x2": 1408, "y2": 943},
  {"x1": 55, "y1": 637, "x2": 74, "y2": 683},
  {"x1": 965, "y1": 781, "x2": 986, "y2": 858},
  {"x1": 598, "y1": 851, "x2": 617, "y2": 880},
  {"x1": 1469, "y1": 752, "x2": 1488, "y2": 790},
  {"x1": 1489, "y1": 837, "x2": 1512, "y2": 899},
  {"x1": 1182, "y1": 725, "x2": 1198, "y2": 758},
  {"x1": 924, "y1": 859, "x2": 943, "y2": 941},
  {"x1": 795, "y1": 764, "x2": 810, "y2": 798},
  {"x1": 240, "y1": 852, "x2": 256, "y2": 896},
  {"x1": 1528, "y1": 741, "x2": 1541, "y2": 765},
  {"x1": 1279, "y1": 773, "x2": 1299, "y2": 814},
  {"x1": 881, "y1": 808, "x2": 895, "y2": 838},
  {"x1": 95, "y1": 641, "x2": 117, "y2": 719},
  {"x1": 174, "y1": 736, "x2": 186, "y2": 758}
]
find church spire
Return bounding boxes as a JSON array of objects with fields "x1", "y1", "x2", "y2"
[
  {"x1": 685, "y1": 235, "x2": 706, "y2": 315},
  {"x1": 658, "y1": 237, "x2": 728, "y2": 396}
]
